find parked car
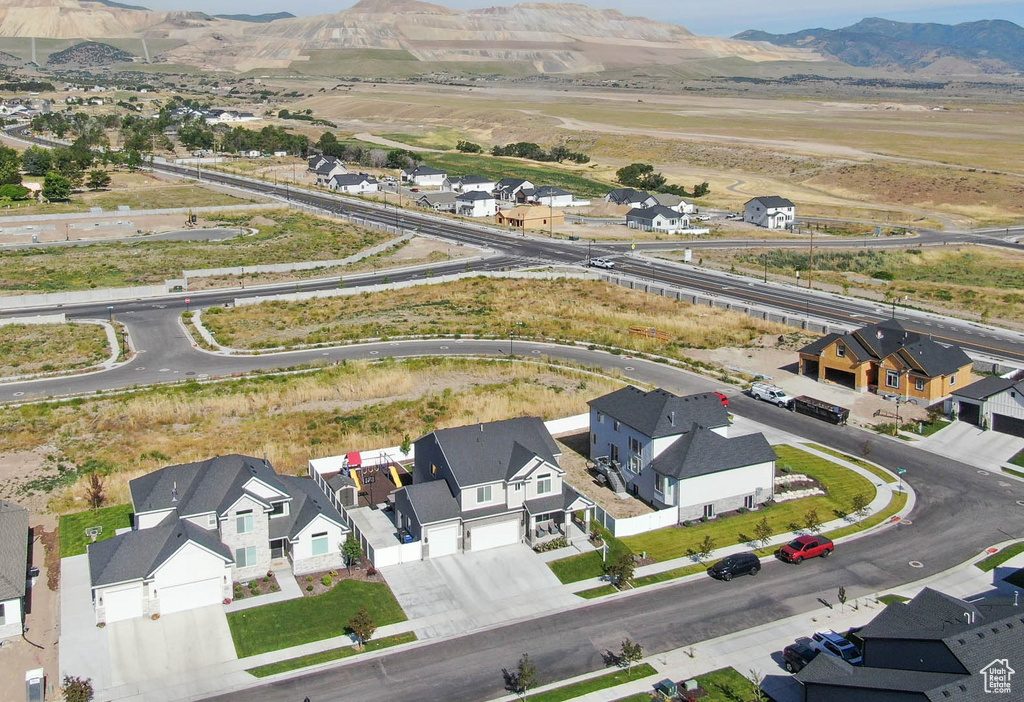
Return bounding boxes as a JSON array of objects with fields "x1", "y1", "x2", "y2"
[
  {"x1": 708, "y1": 552, "x2": 760, "y2": 581},
  {"x1": 750, "y1": 382, "x2": 794, "y2": 408},
  {"x1": 695, "y1": 214, "x2": 712, "y2": 222},
  {"x1": 589, "y1": 257, "x2": 615, "y2": 269},
  {"x1": 782, "y1": 642, "x2": 819, "y2": 673},
  {"x1": 810, "y1": 630, "x2": 863, "y2": 665},
  {"x1": 778, "y1": 535, "x2": 834, "y2": 564},
  {"x1": 713, "y1": 391, "x2": 729, "y2": 407}
]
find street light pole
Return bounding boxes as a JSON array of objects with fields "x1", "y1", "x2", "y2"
[{"x1": 762, "y1": 253, "x2": 768, "y2": 283}]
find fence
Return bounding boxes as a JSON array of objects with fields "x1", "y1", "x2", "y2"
[
  {"x1": 0, "y1": 284, "x2": 172, "y2": 311},
  {"x1": 0, "y1": 313, "x2": 66, "y2": 327},
  {"x1": 594, "y1": 504, "x2": 680, "y2": 538}
]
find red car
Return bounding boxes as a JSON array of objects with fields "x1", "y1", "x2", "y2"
[
  {"x1": 713, "y1": 391, "x2": 729, "y2": 407},
  {"x1": 778, "y1": 535, "x2": 834, "y2": 564}
]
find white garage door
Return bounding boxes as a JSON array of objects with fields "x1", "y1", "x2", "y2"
[
  {"x1": 428, "y1": 524, "x2": 459, "y2": 557},
  {"x1": 103, "y1": 585, "x2": 144, "y2": 623},
  {"x1": 469, "y1": 520, "x2": 519, "y2": 552},
  {"x1": 159, "y1": 578, "x2": 223, "y2": 615}
]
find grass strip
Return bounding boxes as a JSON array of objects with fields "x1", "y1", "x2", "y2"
[
  {"x1": 246, "y1": 632, "x2": 416, "y2": 677},
  {"x1": 1010, "y1": 448, "x2": 1024, "y2": 469},
  {"x1": 877, "y1": 594, "x2": 910, "y2": 606},
  {"x1": 228, "y1": 579, "x2": 406, "y2": 658},
  {"x1": 975, "y1": 541, "x2": 1024, "y2": 572},
  {"x1": 824, "y1": 490, "x2": 908, "y2": 541},
  {"x1": 574, "y1": 585, "x2": 618, "y2": 599},
  {"x1": 59, "y1": 504, "x2": 134, "y2": 557},
  {"x1": 529, "y1": 663, "x2": 657, "y2": 702},
  {"x1": 1003, "y1": 466, "x2": 1024, "y2": 479},
  {"x1": 803, "y1": 443, "x2": 897, "y2": 483}
]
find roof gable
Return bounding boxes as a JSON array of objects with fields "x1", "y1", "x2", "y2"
[
  {"x1": 651, "y1": 425, "x2": 778, "y2": 480},
  {"x1": 588, "y1": 386, "x2": 729, "y2": 439},
  {"x1": 422, "y1": 417, "x2": 560, "y2": 487},
  {"x1": 747, "y1": 195, "x2": 794, "y2": 209}
]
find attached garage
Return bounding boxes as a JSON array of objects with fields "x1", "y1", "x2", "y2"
[
  {"x1": 958, "y1": 401, "x2": 981, "y2": 426},
  {"x1": 101, "y1": 583, "x2": 144, "y2": 623},
  {"x1": 993, "y1": 414, "x2": 1024, "y2": 438},
  {"x1": 427, "y1": 523, "x2": 459, "y2": 557},
  {"x1": 467, "y1": 519, "x2": 519, "y2": 552},
  {"x1": 157, "y1": 577, "x2": 224, "y2": 615}
]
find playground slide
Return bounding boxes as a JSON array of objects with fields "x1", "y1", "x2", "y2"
[
  {"x1": 349, "y1": 468, "x2": 362, "y2": 491},
  {"x1": 388, "y1": 464, "x2": 403, "y2": 487}
]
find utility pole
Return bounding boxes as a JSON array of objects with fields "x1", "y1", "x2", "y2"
[{"x1": 808, "y1": 225, "x2": 814, "y2": 289}]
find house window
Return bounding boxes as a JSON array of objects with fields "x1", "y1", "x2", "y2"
[
  {"x1": 592, "y1": 433, "x2": 597, "y2": 445},
  {"x1": 236, "y1": 510, "x2": 254, "y2": 534},
  {"x1": 597, "y1": 412, "x2": 604, "y2": 424},
  {"x1": 610, "y1": 445, "x2": 619, "y2": 463},
  {"x1": 311, "y1": 532, "x2": 329, "y2": 556},
  {"x1": 537, "y1": 474, "x2": 552, "y2": 495},
  {"x1": 628, "y1": 437, "x2": 642, "y2": 453},
  {"x1": 836, "y1": 344, "x2": 846, "y2": 358},
  {"x1": 235, "y1": 546, "x2": 257, "y2": 568},
  {"x1": 950, "y1": 374, "x2": 957, "y2": 386},
  {"x1": 613, "y1": 420, "x2": 621, "y2": 431},
  {"x1": 514, "y1": 483, "x2": 522, "y2": 491},
  {"x1": 207, "y1": 514, "x2": 217, "y2": 528},
  {"x1": 270, "y1": 502, "x2": 288, "y2": 518},
  {"x1": 0, "y1": 601, "x2": 5, "y2": 626},
  {"x1": 655, "y1": 474, "x2": 670, "y2": 496},
  {"x1": 744, "y1": 495, "x2": 755, "y2": 509},
  {"x1": 703, "y1": 504, "x2": 715, "y2": 520},
  {"x1": 477, "y1": 485, "x2": 492, "y2": 503},
  {"x1": 629, "y1": 455, "x2": 642, "y2": 474},
  {"x1": 886, "y1": 370, "x2": 900, "y2": 389},
  {"x1": 915, "y1": 378, "x2": 926, "y2": 392}
]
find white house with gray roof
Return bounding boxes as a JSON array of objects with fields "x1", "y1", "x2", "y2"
[
  {"x1": 455, "y1": 190, "x2": 498, "y2": 217},
  {"x1": 88, "y1": 454, "x2": 349, "y2": 623},
  {"x1": 744, "y1": 196, "x2": 796, "y2": 229},
  {"x1": 0, "y1": 500, "x2": 29, "y2": 641},
  {"x1": 328, "y1": 173, "x2": 379, "y2": 194},
  {"x1": 391, "y1": 418, "x2": 594, "y2": 558},
  {"x1": 401, "y1": 165, "x2": 447, "y2": 187},
  {"x1": 589, "y1": 387, "x2": 776, "y2": 523},
  {"x1": 626, "y1": 205, "x2": 692, "y2": 234},
  {"x1": 442, "y1": 174, "x2": 497, "y2": 193}
]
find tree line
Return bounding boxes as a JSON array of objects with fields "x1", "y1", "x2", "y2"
[{"x1": 616, "y1": 162, "x2": 710, "y2": 198}]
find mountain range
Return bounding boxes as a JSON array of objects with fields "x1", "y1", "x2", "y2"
[{"x1": 734, "y1": 17, "x2": 1024, "y2": 75}]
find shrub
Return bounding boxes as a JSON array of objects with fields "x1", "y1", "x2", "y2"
[
  {"x1": 306, "y1": 584, "x2": 314, "y2": 592},
  {"x1": 321, "y1": 574, "x2": 333, "y2": 587},
  {"x1": 306, "y1": 575, "x2": 313, "y2": 582}
]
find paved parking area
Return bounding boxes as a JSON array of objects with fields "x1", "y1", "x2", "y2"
[
  {"x1": 381, "y1": 544, "x2": 580, "y2": 638},
  {"x1": 917, "y1": 421, "x2": 1024, "y2": 470}
]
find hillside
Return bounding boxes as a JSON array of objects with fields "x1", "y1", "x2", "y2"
[
  {"x1": 214, "y1": 12, "x2": 295, "y2": 23},
  {"x1": 734, "y1": 17, "x2": 1024, "y2": 75}
]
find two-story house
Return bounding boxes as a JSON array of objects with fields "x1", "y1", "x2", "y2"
[
  {"x1": 88, "y1": 454, "x2": 348, "y2": 623},
  {"x1": 455, "y1": 190, "x2": 498, "y2": 217},
  {"x1": 588, "y1": 387, "x2": 776, "y2": 522},
  {"x1": 312, "y1": 156, "x2": 347, "y2": 185},
  {"x1": 442, "y1": 175, "x2": 497, "y2": 193},
  {"x1": 743, "y1": 195, "x2": 795, "y2": 229},
  {"x1": 401, "y1": 165, "x2": 447, "y2": 188},
  {"x1": 517, "y1": 186, "x2": 576, "y2": 208},
  {"x1": 391, "y1": 418, "x2": 594, "y2": 558},
  {"x1": 605, "y1": 188, "x2": 656, "y2": 208},
  {"x1": 493, "y1": 177, "x2": 534, "y2": 202}
]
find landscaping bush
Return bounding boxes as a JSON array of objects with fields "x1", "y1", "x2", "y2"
[
  {"x1": 321, "y1": 574, "x2": 333, "y2": 587},
  {"x1": 306, "y1": 585, "x2": 314, "y2": 592}
]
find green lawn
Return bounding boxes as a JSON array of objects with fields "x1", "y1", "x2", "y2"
[
  {"x1": 621, "y1": 445, "x2": 875, "y2": 562},
  {"x1": 630, "y1": 562, "x2": 709, "y2": 589},
  {"x1": 824, "y1": 490, "x2": 908, "y2": 541},
  {"x1": 59, "y1": 504, "x2": 134, "y2": 557},
  {"x1": 975, "y1": 541, "x2": 1024, "y2": 572},
  {"x1": 877, "y1": 594, "x2": 910, "y2": 606},
  {"x1": 609, "y1": 695, "x2": 656, "y2": 702},
  {"x1": 1004, "y1": 466, "x2": 1024, "y2": 480},
  {"x1": 427, "y1": 153, "x2": 611, "y2": 200},
  {"x1": 803, "y1": 443, "x2": 897, "y2": 484},
  {"x1": 529, "y1": 663, "x2": 657, "y2": 702},
  {"x1": 575, "y1": 585, "x2": 618, "y2": 599},
  {"x1": 1009, "y1": 449, "x2": 1024, "y2": 468},
  {"x1": 227, "y1": 579, "x2": 407, "y2": 658},
  {"x1": 694, "y1": 668, "x2": 764, "y2": 702},
  {"x1": 246, "y1": 632, "x2": 416, "y2": 677},
  {"x1": 549, "y1": 526, "x2": 631, "y2": 584}
]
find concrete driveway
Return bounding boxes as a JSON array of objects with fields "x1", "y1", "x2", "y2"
[
  {"x1": 381, "y1": 544, "x2": 579, "y2": 638},
  {"x1": 917, "y1": 420, "x2": 1024, "y2": 470}
]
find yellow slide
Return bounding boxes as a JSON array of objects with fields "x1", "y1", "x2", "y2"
[
  {"x1": 349, "y1": 468, "x2": 362, "y2": 491},
  {"x1": 388, "y1": 464, "x2": 403, "y2": 487}
]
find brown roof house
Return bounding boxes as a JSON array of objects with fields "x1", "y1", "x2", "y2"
[
  {"x1": 798, "y1": 319, "x2": 973, "y2": 404},
  {"x1": 495, "y1": 206, "x2": 564, "y2": 231}
]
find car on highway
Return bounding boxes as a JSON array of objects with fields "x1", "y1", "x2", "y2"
[
  {"x1": 778, "y1": 535, "x2": 834, "y2": 564},
  {"x1": 810, "y1": 630, "x2": 862, "y2": 665},
  {"x1": 708, "y1": 552, "x2": 760, "y2": 581},
  {"x1": 589, "y1": 258, "x2": 615, "y2": 269},
  {"x1": 750, "y1": 382, "x2": 794, "y2": 408},
  {"x1": 782, "y1": 642, "x2": 819, "y2": 673}
]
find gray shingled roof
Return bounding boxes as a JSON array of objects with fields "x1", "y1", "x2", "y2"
[
  {"x1": 796, "y1": 654, "x2": 965, "y2": 696},
  {"x1": 747, "y1": 195, "x2": 794, "y2": 209},
  {"x1": 651, "y1": 193, "x2": 685, "y2": 208},
  {"x1": 0, "y1": 500, "x2": 29, "y2": 600},
  {"x1": 88, "y1": 516, "x2": 232, "y2": 588},
  {"x1": 330, "y1": 173, "x2": 375, "y2": 186},
  {"x1": 588, "y1": 387, "x2": 729, "y2": 439},
  {"x1": 270, "y1": 475, "x2": 346, "y2": 541},
  {"x1": 495, "y1": 177, "x2": 532, "y2": 191},
  {"x1": 130, "y1": 454, "x2": 289, "y2": 518},
  {"x1": 626, "y1": 205, "x2": 685, "y2": 222},
  {"x1": 456, "y1": 190, "x2": 495, "y2": 201},
  {"x1": 952, "y1": 376, "x2": 1018, "y2": 401},
  {"x1": 408, "y1": 165, "x2": 446, "y2": 176},
  {"x1": 452, "y1": 175, "x2": 493, "y2": 185},
  {"x1": 534, "y1": 186, "x2": 572, "y2": 198},
  {"x1": 605, "y1": 188, "x2": 651, "y2": 205},
  {"x1": 525, "y1": 484, "x2": 593, "y2": 515},
  {"x1": 395, "y1": 480, "x2": 460, "y2": 526},
  {"x1": 651, "y1": 424, "x2": 778, "y2": 480},
  {"x1": 427, "y1": 417, "x2": 560, "y2": 487},
  {"x1": 417, "y1": 192, "x2": 457, "y2": 205}
]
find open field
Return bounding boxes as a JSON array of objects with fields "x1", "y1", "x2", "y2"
[
  {"x1": 0, "y1": 211, "x2": 388, "y2": 294},
  {"x1": 0, "y1": 323, "x2": 110, "y2": 378},
  {"x1": 0, "y1": 359, "x2": 624, "y2": 513},
  {"x1": 201, "y1": 277, "x2": 788, "y2": 352}
]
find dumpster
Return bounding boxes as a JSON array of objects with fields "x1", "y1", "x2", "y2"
[{"x1": 793, "y1": 395, "x2": 850, "y2": 425}]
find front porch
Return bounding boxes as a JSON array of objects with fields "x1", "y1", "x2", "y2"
[{"x1": 525, "y1": 487, "x2": 595, "y2": 549}]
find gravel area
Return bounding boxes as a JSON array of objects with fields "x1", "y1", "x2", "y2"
[{"x1": 556, "y1": 431, "x2": 654, "y2": 520}]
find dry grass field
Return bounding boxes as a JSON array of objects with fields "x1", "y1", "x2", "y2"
[
  {"x1": 0, "y1": 359, "x2": 624, "y2": 514},
  {"x1": 201, "y1": 277, "x2": 789, "y2": 352},
  {"x1": 0, "y1": 323, "x2": 110, "y2": 378}
]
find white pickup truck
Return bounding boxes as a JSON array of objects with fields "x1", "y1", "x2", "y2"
[{"x1": 750, "y1": 382, "x2": 794, "y2": 408}]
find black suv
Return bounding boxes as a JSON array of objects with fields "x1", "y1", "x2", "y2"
[
  {"x1": 782, "y1": 643, "x2": 819, "y2": 673},
  {"x1": 708, "y1": 552, "x2": 761, "y2": 581}
]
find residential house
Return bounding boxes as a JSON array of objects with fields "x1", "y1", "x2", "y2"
[
  {"x1": 391, "y1": 418, "x2": 595, "y2": 557},
  {"x1": 517, "y1": 186, "x2": 576, "y2": 208},
  {"x1": 88, "y1": 454, "x2": 349, "y2": 624},
  {"x1": 605, "y1": 188, "x2": 656, "y2": 208},
  {"x1": 950, "y1": 374, "x2": 1024, "y2": 436},
  {"x1": 798, "y1": 319, "x2": 973, "y2": 403},
  {"x1": 328, "y1": 173, "x2": 379, "y2": 194},
  {"x1": 495, "y1": 206, "x2": 564, "y2": 230},
  {"x1": 442, "y1": 175, "x2": 497, "y2": 193},
  {"x1": 313, "y1": 157, "x2": 347, "y2": 186},
  {"x1": 796, "y1": 587, "x2": 1024, "y2": 701},
  {"x1": 626, "y1": 205, "x2": 692, "y2": 234},
  {"x1": 0, "y1": 501, "x2": 29, "y2": 642},
  {"x1": 493, "y1": 177, "x2": 534, "y2": 202},
  {"x1": 401, "y1": 165, "x2": 447, "y2": 187},
  {"x1": 743, "y1": 196, "x2": 795, "y2": 229},
  {"x1": 588, "y1": 387, "x2": 776, "y2": 521},
  {"x1": 307, "y1": 154, "x2": 329, "y2": 172},
  {"x1": 416, "y1": 191, "x2": 457, "y2": 212},
  {"x1": 204, "y1": 109, "x2": 260, "y2": 125},
  {"x1": 456, "y1": 190, "x2": 498, "y2": 218},
  {"x1": 649, "y1": 192, "x2": 694, "y2": 214}
]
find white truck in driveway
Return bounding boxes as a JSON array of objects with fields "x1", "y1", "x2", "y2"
[{"x1": 750, "y1": 382, "x2": 794, "y2": 408}]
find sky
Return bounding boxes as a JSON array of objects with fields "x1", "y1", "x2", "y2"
[{"x1": 136, "y1": 0, "x2": 1024, "y2": 37}]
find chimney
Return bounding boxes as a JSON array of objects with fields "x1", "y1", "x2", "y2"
[
  {"x1": 669, "y1": 411, "x2": 675, "y2": 427},
  {"x1": 171, "y1": 481, "x2": 179, "y2": 503}
]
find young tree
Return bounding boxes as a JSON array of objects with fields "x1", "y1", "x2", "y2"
[
  {"x1": 851, "y1": 493, "x2": 869, "y2": 518},
  {"x1": 348, "y1": 606, "x2": 376, "y2": 648},
  {"x1": 342, "y1": 533, "x2": 362, "y2": 574},
  {"x1": 619, "y1": 638, "x2": 644, "y2": 674},
  {"x1": 838, "y1": 586, "x2": 848, "y2": 613},
  {"x1": 605, "y1": 552, "x2": 635, "y2": 588},
  {"x1": 697, "y1": 534, "x2": 717, "y2": 560},
  {"x1": 61, "y1": 675, "x2": 94, "y2": 702},
  {"x1": 85, "y1": 474, "x2": 106, "y2": 511},
  {"x1": 803, "y1": 508, "x2": 822, "y2": 534},
  {"x1": 515, "y1": 653, "x2": 537, "y2": 698},
  {"x1": 753, "y1": 516, "x2": 773, "y2": 548},
  {"x1": 86, "y1": 169, "x2": 112, "y2": 191},
  {"x1": 746, "y1": 669, "x2": 767, "y2": 702},
  {"x1": 42, "y1": 172, "x2": 72, "y2": 202}
]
